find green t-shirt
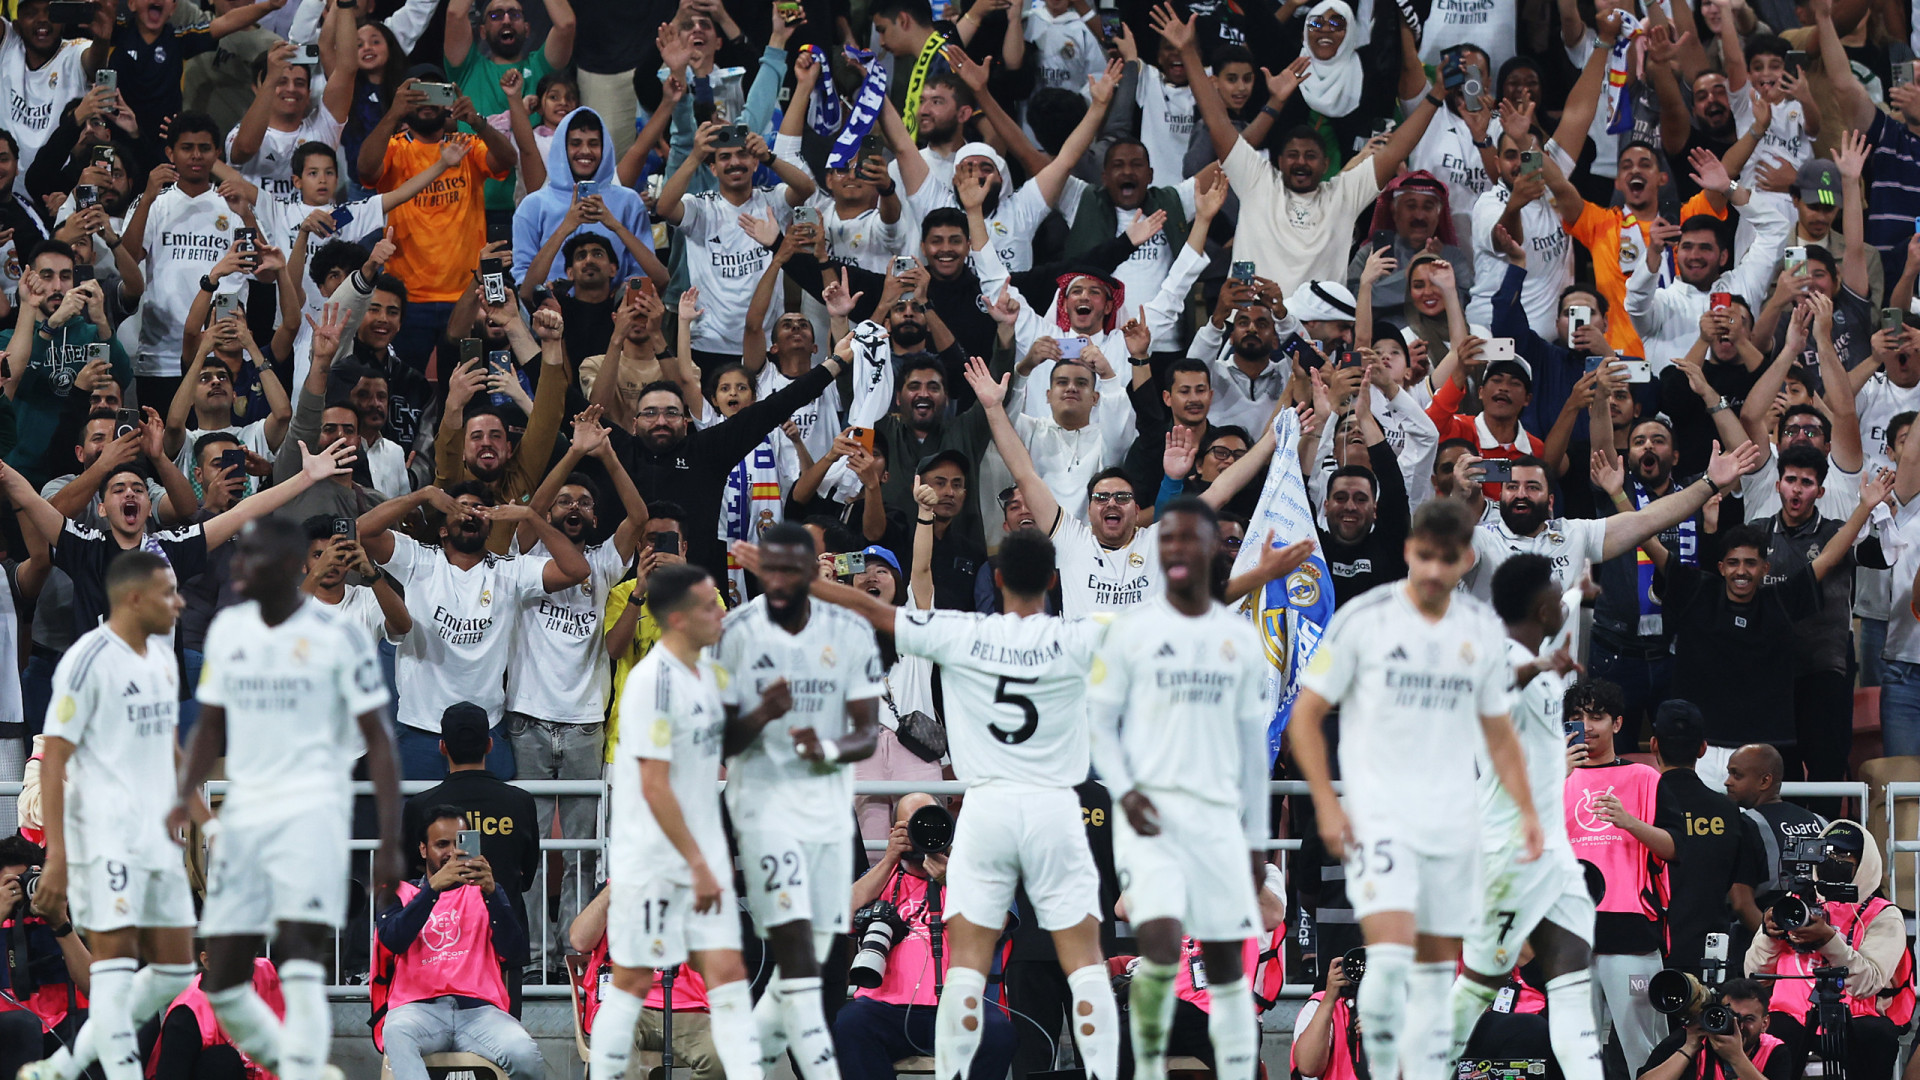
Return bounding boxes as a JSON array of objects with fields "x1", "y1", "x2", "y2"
[
  {"x1": 0, "y1": 322, "x2": 124, "y2": 486},
  {"x1": 449, "y1": 46, "x2": 555, "y2": 210}
]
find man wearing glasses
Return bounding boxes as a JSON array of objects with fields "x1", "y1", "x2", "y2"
[{"x1": 443, "y1": 0, "x2": 577, "y2": 217}]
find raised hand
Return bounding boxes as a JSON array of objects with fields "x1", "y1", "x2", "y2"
[
  {"x1": 1147, "y1": 2, "x2": 1195, "y2": 50},
  {"x1": 1121, "y1": 304, "x2": 1150, "y2": 358},
  {"x1": 1687, "y1": 146, "x2": 1732, "y2": 194},
  {"x1": 1836, "y1": 128, "x2": 1869, "y2": 183},
  {"x1": 1262, "y1": 58, "x2": 1311, "y2": 104},
  {"x1": 678, "y1": 285, "x2": 704, "y2": 321},
  {"x1": 823, "y1": 267, "x2": 864, "y2": 319},
  {"x1": 1590, "y1": 445, "x2": 1625, "y2": 496},
  {"x1": 985, "y1": 281, "x2": 1022, "y2": 326},
  {"x1": 962, "y1": 355, "x2": 1009, "y2": 409},
  {"x1": 1125, "y1": 208, "x2": 1168, "y2": 246},
  {"x1": 1163, "y1": 423, "x2": 1198, "y2": 479},
  {"x1": 300, "y1": 437, "x2": 358, "y2": 484}
]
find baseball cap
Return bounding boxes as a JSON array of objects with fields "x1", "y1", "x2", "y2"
[
  {"x1": 404, "y1": 62, "x2": 449, "y2": 83},
  {"x1": 439, "y1": 702, "x2": 491, "y2": 765},
  {"x1": 859, "y1": 545, "x2": 902, "y2": 575},
  {"x1": 1822, "y1": 821, "x2": 1867, "y2": 857},
  {"x1": 1795, "y1": 159, "x2": 1840, "y2": 207},
  {"x1": 915, "y1": 449, "x2": 970, "y2": 477},
  {"x1": 1652, "y1": 700, "x2": 1706, "y2": 749},
  {"x1": 1486, "y1": 356, "x2": 1534, "y2": 390}
]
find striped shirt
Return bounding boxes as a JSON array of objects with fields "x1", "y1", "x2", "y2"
[{"x1": 1866, "y1": 111, "x2": 1920, "y2": 286}]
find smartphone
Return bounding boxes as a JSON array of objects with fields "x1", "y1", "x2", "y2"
[
  {"x1": 1284, "y1": 336, "x2": 1323, "y2": 368},
  {"x1": 416, "y1": 82, "x2": 458, "y2": 107},
  {"x1": 1898, "y1": 61, "x2": 1917, "y2": 89},
  {"x1": 1230, "y1": 260, "x2": 1255, "y2": 284},
  {"x1": 1567, "y1": 305, "x2": 1592, "y2": 350},
  {"x1": 1441, "y1": 52, "x2": 1465, "y2": 90},
  {"x1": 1620, "y1": 358, "x2": 1654, "y2": 383},
  {"x1": 1479, "y1": 459, "x2": 1515, "y2": 483},
  {"x1": 487, "y1": 349, "x2": 512, "y2": 405},
  {"x1": 713, "y1": 123, "x2": 750, "y2": 148},
  {"x1": 459, "y1": 338, "x2": 484, "y2": 376},
  {"x1": 330, "y1": 514, "x2": 356, "y2": 540},
  {"x1": 1786, "y1": 50, "x2": 1808, "y2": 77},
  {"x1": 1372, "y1": 117, "x2": 1395, "y2": 138},
  {"x1": 1886, "y1": 306, "x2": 1908, "y2": 332},
  {"x1": 455, "y1": 829, "x2": 482, "y2": 861},
  {"x1": 89, "y1": 145, "x2": 115, "y2": 171},
  {"x1": 85, "y1": 342, "x2": 109, "y2": 366},
  {"x1": 1785, "y1": 245, "x2": 1808, "y2": 272},
  {"x1": 93, "y1": 69, "x2": 116, "y2": 92},
  {"x1": 1709, "y1": 291, "x2": 1732, "y2": 311},
  {"x1": 848, "y1": 426, "x2": 876, "y2": 454},
  {"x1": 777, "y1": 0, "x2": 803, "y2": 21},
  {"x1": 1371, "y1": 228, "x2": 1395, "y2": 255},
  {"x1": 1461, "y1": 71, "x2": 1485, "y2": 110},
  {"x1": 231, "y1": 227, "x2": 258, "y2": 255},
  {"x1": 833, "y1": 551, "x2": 868, "y2": 577},
  {"x1": 486, "y1": 218, "x2": 513, "y2": 246},
  {"x1": 1583, "y1": 353, "x2": 1607, "y2": 373},
  {"x1": 651, "y1": 530, "x2": 680, "y2": 555},
  {"x1": 72, "y1": 262, "x2": 94, "y2": 284},
  {"x1": 1057, "y1": 336, "x2": 1086, "y2": 359},
  {"x1": 329, "y1": 204, "x2": 354, "y2": 229},
  {"x1": 482, "y1": 270, "x2": 508, "y2": 306},
  {"x1": 1564, "y1": 718, "x2": 1587, "y2": 746},
  {"x1": 211, "y1": 291, "x2": 240, "y2": 321},
  {"x1": 575, "y1": 179, "x2": 599, "y2": 201},
  {"x1": 891, "y1": 256, "x2": 915, "y2": 276},
  {"x1": 49, "y1": 1, "x2": 92, "y2": 23},
  {"x1": 1482, "y1": 337, "x2": 1516, "y2": 366},
  {"x1": 1332, "y1": 350, "x2": 1361, "y2": 369},
  {"x1": 1100, "y1": 10, "x2": 1121, "y2": 37},
  {"x1": 73, "y1": 183, "x2": 99, "y2": 210},
  {"x1": 291, "y1": 42, "x2": 320, "y2": 65},
  {"x1": 220, "y1": 448, "x2": 249, "y2": 479},
  {"x1": 793, "y1": 205, "x2": 821, "y2": 230},
  {"x1": 114, "y1": 407, "x2": 142, "y2": 438},
  {"x1": 1519, "y1": 149, "x2": 1543, "y2": 177}
]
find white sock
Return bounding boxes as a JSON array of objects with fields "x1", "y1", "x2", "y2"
[
  {"x1": 1067, "y1": 963, "x2": 1120, "y2": 1080},
  {"x1": 1204, "y1": 977, "x2": 1259, "y2": 1080},
  {"x1": 1546, "y1": 971, "x2": 1605, "y2": 1080},
  {"x1": 1403, "y1": 961, "x2": 1460, "y2": 1080},
  {"x1": 707, "y1": 978, "x2": 767, "y2": 1080},
  {"x1": 755, "y1": 980, "x2": 788, "y2": 1072},
  {"x1": 41, "y1": 1026, "x2": 89, "y2": 1080},
  {"x1": 589, "y1": 984, "x2": 646, "y2": 1080},
  {"x1": 129, "y1": 963, "x2": 198, "y2": 1025},
  {"x1": 1447, "y1": 976, "x2": 1501, "y2": 1063},
  {"x1": 1354, "y1": 942, "x2": 1413, "y2": 1080},
  {"x1": 1129, "y1": 960, "x2": 1180, "y2": 1080},
  {"x1": 278, "y1": 959, "x2": 330, "y2": 1080},
  {"x1": 777, "y1": 976, "x2": 842, "y2": 1080},
  {"x1": 88, "y1": 959, "x2": 139, "y2": 1080},
  {"x1": 206, "y1": 982, "x2": 284, "y2": 1070},
  {"x1": 933, "y1": 966, "x2": 988, "y2": 1080}
]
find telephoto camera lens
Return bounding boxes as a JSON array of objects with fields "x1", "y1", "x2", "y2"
[
  {"x1": 1699, "y1": 1002, "x2": 1738, "y2": 1037},
  {"x1": 1339, "y1": 947, "x2": 1366, "y2": 998},
  {"x1": 906, "y1": 803, "x2": 954, "y2": 857},
  {"x1": 1770, "y1": 894, "x2": 1811, "y2": 931},
  {"x1": 848, "y1": 901, "x2": 905, "y2": 989}
]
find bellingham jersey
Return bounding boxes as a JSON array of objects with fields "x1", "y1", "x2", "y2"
[
  {"x1": 1086, "y1": 596, "x2": 1273, "y2": 844},
  {"x1": 1298, "y1": 582, "x2": 1514, "y2": 855},
  {"x1": 1478, "y1": 638, "x2": 1575, "y2": 855},
  {"x1": 716, "y1": 597, "x2": 885, "y2": 834},
  {"x1": 610, "y1": 648, "x2": 730, "y2": 884},
  {"x1": 44, "y1": 626, "x2": 179, "y2": 868},
  {"x1": 196, "y1": 599, "x2": 389, "y2": 817},
  {"x1": 891, "y1": 608, "x2": 1106, "y2": 787}
]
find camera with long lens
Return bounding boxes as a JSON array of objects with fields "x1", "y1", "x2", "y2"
[
  {"x1": 9, "y1": 866, "x2": 39, "y2": 918},
  {"x1": 849, "y1": 900, "x2": 908, "y2": 988},
  {"x1": 1649, "y1": 970, "x2": 1738, "y2": 1036},
  {"x1": 1769, "y1": 837, "x2": 1859, "y2": 932},
  {"x1": 903, "y1": 803, "x2": 954, "y2": 862},
  {"x1": 1338, "y1": 947, "x2": 1366, "y2": 999}
]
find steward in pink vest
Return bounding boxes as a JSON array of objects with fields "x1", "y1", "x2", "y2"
[
  {"x1": 1635, "y1": 978, "x2": 1790, "y2": 1080},
  {"x1": 144, "y1": 958, "x2": 284, "y2": 1080}
]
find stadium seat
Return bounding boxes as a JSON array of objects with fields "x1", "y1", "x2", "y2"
[
  {"x1": 378, "y1": 1052, "x2": 508, "y2": 1080},
  {"x1": 895, "y1": 1056, "x2": 936, "y2": 1075}
]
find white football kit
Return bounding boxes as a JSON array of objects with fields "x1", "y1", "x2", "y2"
[
  {"x1": 1088, "y1": 597, "x2": 1271, "y2": 940},
  {"x1": 195, "y1": 599, "x2": 389, "y2": 933},
  {"x1": 718, "y1": 597, "x2": 884, "y2": 952},
  {"x1": 608, "y1": 647, "x2": 737, "y2": 969},
  {"x1": 1298, "y1": 583, "x2": 1514, "y2": 935},
  {"x1": 1053, "y1": 516, "x2": 1162, "y2": 615},
  {"x1": 1462, "y1": 639, "x2": 1595, "y2": 973},
  {"x1": 45, "y1": 626, "x2": 193, "y2": 932},
  {"x1": 892, "y1": 608, "x2": 1106, "y2": 931}
]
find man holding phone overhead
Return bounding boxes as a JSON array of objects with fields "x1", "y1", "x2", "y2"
[{"x1": 1, "y1": 238, "x2": 132, "y2": 489}]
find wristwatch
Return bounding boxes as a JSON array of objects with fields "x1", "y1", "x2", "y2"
[
  {"x1": 1472, "y1": 136, "x2": 1494, "y2": 149},
  {"x1": 1707, "y1": 396, "x2": 1731, "y2": 415},
  {"x1": 199, "y1": 274, "x2": 217, "y2": 293}
]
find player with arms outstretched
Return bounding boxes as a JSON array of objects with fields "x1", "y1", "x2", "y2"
[
  {"x1": 740, "y1": 527, "x2": 1124, "y2": 1080},
  {"x1": 1291, "y1": 499, "x2": 1544, "y2": 1080},
  {"x1": 1088, "y1": 497, "x2": 1307, "y2": 1080},
  {"x1": 718, "y1": 523, "x2": 883, "y2": 1080},
  {"x1": 172, "y1": 517, "x2": 404, "y2": 1080},
  {"x1": 1448, "y1": 554, "x2": 1603, "y2": 1080},
  {"x1": 591, "y1": 564, "x2": 786, "y2": 1080}
]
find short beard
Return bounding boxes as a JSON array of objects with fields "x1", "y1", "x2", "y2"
[
  {"x1": 410, "y1": 109, "x2": 448, "y2": 136},
  {"x1": 1499, "y1": 500, "x2": 1550, "y2": 537},
  {"x1": 447, "y1": 527, "x2": 489, "y2": 554},
  {"x1": 891, "y1": 322, "x2": 928, "y2": 349}
]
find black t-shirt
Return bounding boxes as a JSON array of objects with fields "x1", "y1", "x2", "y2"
[
  {"x1": 1658, "y1": 361, "x2": 1764, "y2": 478},
  {"x1": 1591, "y1": 475, "x2": 1699, "y2": 657},
  {"x1": 109, "y1": 19, "x2": 219, "y2": 139},
  {"x1": 1318, "y1": 442, "x2": 1411, "y2": 607},
  {"x1": 1637, "y1": 1030, "x2": 1794, "y2": 1080},
  {"x1": 52, "y1": 520, "x2": 210, "y2": 642},
  {"x1": 1742, "y1": 801, "x2": 1828, "y2": 905},
  {"x1": 556, "y1": 291, "x2": 618, "y2": 365},
  {"x1": 881, "y1": 510, "x2": 986, "y2": 612},
  {"x1": 1663, "y1": 562, "x2": 1822, "y2": 747},
  {"x1": 1655, "y1": 769, "x2": 1767, "y2": 974}
]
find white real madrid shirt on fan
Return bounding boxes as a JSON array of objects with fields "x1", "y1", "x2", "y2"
[
  {"x1": 717, "y1": 597, "x2": 885, "y2": 833},
  {"x1": 136, "y1": 185, "x2": 243, "y2": 377},
  {"x1": 1460, "y1": 515, "x2": 1606, "y2": 601},
  {"x1": 1135, "y1": 61, "x2": 1196, "y2": 188},
  {"x1": 678, "y1": 184, "x2": 796, "y2": 354},
  {"x1": 1298, "y1": 582, "x2": 1514, "y2": 857},
  {"x1": 0, "y1": 34, "x2": 87, "y2": 175},
  {"x1": 256, "y1": 190, "x2": 385, "y2": 264},
  {"x1": 1025, "y1": 7, "x2": 1104, "y2": 94},
  {"x1": 224, "y1": 106, "x2": 347, "y2": 201},
  {"x1": 803, "y1": 191, "x2": 909, "y2": 272},
  {"x1": 610, "y1": 647, "x2": 731, "y2": 884},
  {"x1": 1481, "y1": 638, "x2": 1576, "y2": 858},
  {"x1": 196, "y1": 598, "x2": 389, "y2": 817},
  {"x1": 890, "y1": 607, "x2": 1104, "y2": 785},
  {"x1": 45, "y1": 624, "x2": 180, "y2": 869},
  {"x1": 505, "y1": 537, "x2": 627, "y2": 723},
  {"x1": 1052, "y1": 514, "x2": 1161, "y2": 614},
  {"x1": 377, "y1": 531, "x2": 551, "y2": 733}
]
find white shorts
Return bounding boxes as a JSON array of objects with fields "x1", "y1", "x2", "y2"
[
  {"x1": 945, "y1": 782, "x2": 1099, "y2": 933},
  {"x1": 736, "y1": 826, "x2": 853, "y2": 942},
  {"x1": 1114, "y1": 792, "x2": 1260, "y2": 942},
  {"x1": 200, "y1": 802, "x2": 351, "y2": 936},
  {"x1": 68, "y1": 857, "x2": 196, "y2": 933},
  {"x1": 1344, "y1": 824, "x2": 1481, "y2": 938},
  {"x1": 607, "y1": 875, "x2": 742, "y2": 970},
  {"x1": 1461, "y1": 846, "x2": 1595, "y2": 975}
]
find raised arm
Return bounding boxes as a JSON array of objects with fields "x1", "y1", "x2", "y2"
[
  {"x1": 1600, "y1": 439, "x2": 1763, "y2": 559},
  {"x1": 1153, "y1": 5, "x2": 1236, "y2": 160},
  {"x1": 963, "y1": 355, "x2": 1061, "y2": 532}
]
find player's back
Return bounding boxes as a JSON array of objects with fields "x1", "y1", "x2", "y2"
[
  {"x1": 1478, "y1": 638, "x2": 1576, "y2": 854},
  {"x1": 1301, "y1": 581, "x2": 1512, "y2": 855},
  {"x1": 610, "y1": 646, "x2": 730, "y2": 882},
  {"x1": 198, "y1": 599, "x2": 389, "y2": 815},
  {"x1": 45, "y1": 623, "x2": 179, "y2": 867},
  {"x1": 892, "y1": 608, "x2": 1102, "y2": 787}
]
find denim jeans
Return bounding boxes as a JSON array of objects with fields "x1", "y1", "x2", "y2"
[
  {"x1": 1587, "y1": 642, "x2": 1673, "y2": 754},
  {"x1": 179, "y1": 648, "x2": 204, "y2": 744},
  {"x1": 21, "y1": 653, "x2": 55, "y2": 740},
  {"x1": 505, "y1": 713, "x2": 604, "y2": 969},
  {"x1": 395, "y1": 722, "x2": 517, "y2": 781},
  {"x1": 1858, "y1": 618, "x2": 1888, "y2": 688},
  {"x1": 381, "y1": 997, "x2": 543, "y2": 1080},
  {"x1": 391, "y1": 300, "x2": 457, "y2": 380},
  {"x1": 1879, "y1": 660, "x2": 1920, "y2": 758}
]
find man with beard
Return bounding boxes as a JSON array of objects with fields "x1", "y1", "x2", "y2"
[
  {"x1": 1312, "y1": 371, "x2": 1411, "y2": 606},
  {"x1": 1682, "y1": 71, "x2": 1742, "y2": 179},
  {"x1": 1737, "y1": 312, "x2": 1865, "y2": 521},
  {"x1": 531, "y1": 233, "x2": 621, "y2": 363},
  {"x1": 879, "y1": 74, "x2": 974, "y2": 220},
  {"x1": 1345, "y1": 172, "x2": 1475, "y2": 326},
  {"x1": 3, "y1": 240, "x2": 132, "y2": 488},
  {"x1": 360, "y1": 480, "x2": 589, "y2": 779},
  {"x1": 745, "y1": 239, "x2": 845, "y2": 483},
  {"x1": 434, "y1": 306, "x2": 571, "y2": 554},
  {"x1": 614, "y1": 347, "x2": 848, "y2": 582},
  {"x1": 163, "y1": 327, "x2": 290, "y2": 502},
  {"x1": 1180, "y1": 278, "x2": 1286, "y2": 435},
  {"x1": 1458, "y1": 444, "x2": 1762, "y2": 602},
  {"x1": 1061, "y1": 139, "x2": 1199, "y2": 347},
  {"x1": 504, "y1": 410, "x2": 647, "y2": 970},
  {"x1": 0, "y1": 0, "x2": 95, "y2": 176},
  {"x1": 876, "y1": 448, "x2": 987, "y2": 610},
  {"x1": 444, "y1": 0, "x2": 575, "y2": 214},
  {"x1": 1122, "y1": 358, "x2": 1215, "y2": 504},
  {"x1": 357, "y1": 70, "x2": 517, "y2": 371},
  {"x1": 993, "y1": 353, "x2": 1134, "y2": 519},
  {"x1": 1424, "y1": 353, "x2": 1543, "y2": 490},
  {"x1": 1629, "y1": 202, "x2": 1791, "y2": 368}
]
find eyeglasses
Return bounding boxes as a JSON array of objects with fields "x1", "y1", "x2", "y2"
[
  {"x1": 1306, "y1": 14, "x2": 1346, "y2": 29},
  {"x1": 638, "y1": 407, "x2": 687, "y2": 420},
  {"x1": 1088, "y1": 491, "x2": 1136, "y2": 505},
  {"x1": 1220, "y1": 535, "x2": 1244, "y2": 549},
  {"x1": 1205, "y1": 445, "x2": 1249, "y2": 461},
  {"x1": 486, "y1": 8, "x2": 525, "y2": 19},
  {"x1": 1784, "y1": 423, "x2": 1825, "y2": 438},
  {"x1": 554, "y1": 495, "x2": 595, "y2": 510}
]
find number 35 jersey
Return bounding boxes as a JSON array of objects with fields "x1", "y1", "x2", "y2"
[{"x1": 892, "y1": 609, "x2": 1105, "y2": 787}]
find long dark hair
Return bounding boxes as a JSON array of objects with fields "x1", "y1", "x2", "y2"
[{"x1": 343, "y1": 21, "x2": 408, "y2": 179}]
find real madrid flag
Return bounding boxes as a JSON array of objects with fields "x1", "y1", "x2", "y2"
[{"x1": 1229, "y1": 406, "x2": 1336, "y2": 763}]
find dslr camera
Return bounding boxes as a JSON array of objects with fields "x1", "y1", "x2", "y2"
[
  {"x1": 1770, "y1": 837, "x2": 1859, "y2": 932},
  {"x1": 1337, "y1": 947, "x2": 1366, "y2": 999},
  {"x1": 848, "y1": 803, "x2": 955, "y2": 988},
  {"x1": 6, "y1": 864, "x2": 41, "y2": 919},
  {"x1": 1649, "y1": 970, "x2": 1737, "y2": 1036}
]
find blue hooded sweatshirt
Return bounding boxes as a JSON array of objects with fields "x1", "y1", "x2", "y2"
[{"x1": 511, "y1": 106, "x2": 653, "y2": 284}]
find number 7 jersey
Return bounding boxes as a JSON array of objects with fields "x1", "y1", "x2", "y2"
[{"x1": 892, "y1": 609, "x2": 1105, "y2": 787}]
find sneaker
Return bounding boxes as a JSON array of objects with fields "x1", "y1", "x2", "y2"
[{"x1": 17, "y1": 1063, "x2": 62, "y2": 1080}]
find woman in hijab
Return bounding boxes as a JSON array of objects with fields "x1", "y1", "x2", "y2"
[{"x1": 1260, "y1": 0, "x2": 1416, "y2": 173}]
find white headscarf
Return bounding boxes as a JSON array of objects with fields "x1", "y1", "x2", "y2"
[{"x1": 1298, "y1": 0, "x2": 1365, "y2": 119}]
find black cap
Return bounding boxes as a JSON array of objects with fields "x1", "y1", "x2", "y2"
[
  {"x1": 915, "y1": 449, "x2": 970, "y2": 477},
  {"x1": 1652, "y1": 700, "x2": 1706, "y2": 748},
  {"x1": 439, "y1": 701, "x2": 491, "y2": 765},
  {"x1": 1823, "y1": 821, "x2": 1867, "y2": 856},
  {"x1": 404, "y1": 62, "x2": 448, "y2": 83}
]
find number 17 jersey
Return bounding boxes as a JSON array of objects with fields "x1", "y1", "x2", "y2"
[{"x1": 892, "y1": 609, "x2": 1105, "y2": 787}]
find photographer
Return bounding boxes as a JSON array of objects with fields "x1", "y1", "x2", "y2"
[
  {"x1": 832, "y1": 793, "x2": 1015, "y2": 1080},
  {"x1": 0, "y1": 835, "x2": 91, "y2": 1080},
  {"x1": 1292, "y1": 951, "x2": 1365, "y2": 1080},
  {"x1": 1637, "y1": 979, "x2": 1789, "y2": 1080},
  {"x1": 1742, "y1": 822, "x2": 1912, "y2": 1080}
]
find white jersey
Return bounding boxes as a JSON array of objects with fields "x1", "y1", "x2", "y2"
[
  {"x1": 1298, "y1": 582, "x2": 1514, "y2": 855},
  {"x1": 1478, "y1": 638, "x2": 1574, "y2": 853},
  {"x1": 45, "y1": 625, "x2": 179, "y2": 868},
  {"x1": 717, "y1": 597, "x2": 885, "y2": 834},
  {"x1": 1054, "y1": 516, "x2": 1161, "y2": 614},
  {"x1": 196, "y1": 598, "x2": 388, "y2": 816},
  {"x1": 921, "y1": 176, "x2": 1054, "y2": 272},
  {"x1": 1466, "y1": 141, "x2": 1576, "y2": 338},
  {"x1": 0, "y1": 34, "x2": 87, "y2": 176},
  {"x1": 136, "y1": 185, "x2": 244, "y2": 377},
  {"x1": 609, "y1": 647, "x2": 730, "y2": 883},
  {"x1": 1087, "y1": 596, "x2": 1271, "y2": 842},
  {"x1": 1461, "y1": 515, "x2": 1606, "y2": 601},
  {"x1": 678, "y1": 186, "x2": 794, "y2": 353},
  {"x1": 224, "y1": 108, "x2": 347, "y2": 202},
  {"x1": 757, "y1": 364, "x2": 842, "y2": 486},
  {"x1": 805, "y1": 193, "x2": 909, "y2": 272},
  {"x1": 505, "y1": 538, "x2": 627, "y2": 723},
  {"x1": 1134, "y1": 62, "x2": 1196, "y2": 188},
  {"x1": 892, "y1": 608, "x2": 1104, "y2": 786},
  {"x1": 315, "y1": 581, "x2": 401, "y2": 647},
  {"x1": 1024, "y1": 7, "x2": 1104, "y2": 93}
]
